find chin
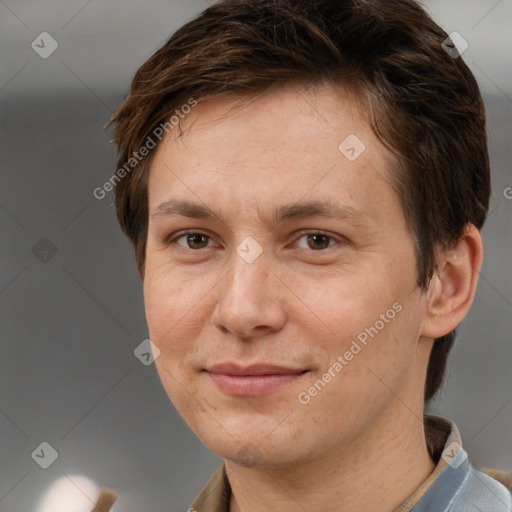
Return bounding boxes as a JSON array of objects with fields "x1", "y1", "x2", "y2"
[{"x1": 192, "y1": 414, "x2": 307, "y2": 468}]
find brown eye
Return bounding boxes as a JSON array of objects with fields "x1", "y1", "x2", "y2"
[
  {"x1": 187, "y1": 233, "x2": 209, "y2": 249},
  {"x1": 295, "y1": 232, "x2": 338, "y2": 251},
  {"x1": 305, "y1": 233, "x2": 333, "y2": 250},
  {"x1": 175, "y1": 233, "x2": 211, "y2": 249}
]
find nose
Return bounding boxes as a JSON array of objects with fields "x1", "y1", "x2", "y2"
[{"x1": 211, "y1": 250, "x2": 288, "y2": 339}]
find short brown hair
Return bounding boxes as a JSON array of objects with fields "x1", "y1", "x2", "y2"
[{"x1": 108, "y1": 0, "x2": 490, "y2": 402}]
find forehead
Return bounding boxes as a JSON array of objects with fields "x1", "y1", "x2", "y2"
[{"x1": 147, "y1": 85, "x2": 399, "y2": 224}]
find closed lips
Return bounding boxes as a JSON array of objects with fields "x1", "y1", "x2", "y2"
[
  {"x1": 206, "y1": 364, "x2": 309, "y2": 396},
  {"x1": 206, "y1": 363, "x2": 308, "y2": 376}
]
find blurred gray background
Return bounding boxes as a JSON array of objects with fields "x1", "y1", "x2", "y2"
[{"x1": 1, "y1": 1, "x2": 511, "y2": 511}]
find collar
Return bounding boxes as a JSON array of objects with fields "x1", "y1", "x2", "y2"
[{"x1": 395, "y1": 415, "x2": 466, "y2": 511}]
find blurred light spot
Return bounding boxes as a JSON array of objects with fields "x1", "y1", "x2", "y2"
[{"x1": 37, "y1": 475, "x2": 99, "y2": 512}]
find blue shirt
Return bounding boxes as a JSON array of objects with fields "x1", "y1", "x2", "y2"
[{"x1": 189, "y1": 415, "x2": 512, "y2": 511}]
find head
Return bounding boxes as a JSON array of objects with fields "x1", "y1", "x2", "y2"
[{"x1": 108, "y1": 0, "x2": 489, "y2": 466}]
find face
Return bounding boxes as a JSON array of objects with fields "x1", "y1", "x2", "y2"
[{"x1": 144, "y1": 85, "x2": 431, "y2": 468}]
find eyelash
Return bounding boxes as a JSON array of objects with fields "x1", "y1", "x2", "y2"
[{"x1": 168, "y1": 230, "x2": 342, "y2": 252}]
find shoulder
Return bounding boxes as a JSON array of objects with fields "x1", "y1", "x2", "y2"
[
  {"x1": 448, "y1": 465, "x2": 512, "y2": 511},
  {"x1": 481, "y1": 468, "x2": 512, "y2": 492}
]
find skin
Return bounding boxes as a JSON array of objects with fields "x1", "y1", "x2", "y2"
[{"x1": 143, "y1": 84, "x2": 483, "y2": 512}]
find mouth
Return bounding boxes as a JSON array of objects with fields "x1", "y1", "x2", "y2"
[{"x1": 205, "y1": 363, "x2": 309, "y2": 396}]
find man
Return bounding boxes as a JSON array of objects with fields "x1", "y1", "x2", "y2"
[{"x1": 108, "y1": 0, "x2": 512, "y2": 510}]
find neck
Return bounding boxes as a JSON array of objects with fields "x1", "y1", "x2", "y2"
[{"x1": 227, "y1": 408, "x2": 435, "y2": 512}]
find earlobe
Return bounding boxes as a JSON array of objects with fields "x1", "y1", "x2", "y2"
[{"x1": 421, "y1": 224, "x2": 484, "y2": 339}]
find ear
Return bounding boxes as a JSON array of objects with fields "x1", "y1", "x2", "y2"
[{"x1": 421, "y1": 224, "x2": 484, "y2": 339}]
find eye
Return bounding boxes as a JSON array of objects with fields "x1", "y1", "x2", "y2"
[
  {"x1": 167, "y1": 230, "x2": 342, "y2": 252},
  {"x1": 173, "y1": 232, "x2": 214, "y2": 250},
  {"x1": 296, "y1": 232, "x2": 339, "y2": 250}
]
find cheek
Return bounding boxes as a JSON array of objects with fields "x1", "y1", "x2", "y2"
[
  {"x1": 144, "y1": 273, "x2": 173, "y2": 342},
  {"x1": 300, "y1": 263, "x2": 422, "y2": 382},
  {"x1": 143, "y1": 270, "x2": 207, "y2": 412},
  {"x1": 297, "y1": 268, "x2": 399, "y2": 340},
  {"x1": 143, "y1": 266, "x2": 199, "y2": 350}
]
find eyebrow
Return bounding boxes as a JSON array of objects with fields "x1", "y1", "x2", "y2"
[{"x1": 151, "y1": 199, "x2": 369, "y2": 225}]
